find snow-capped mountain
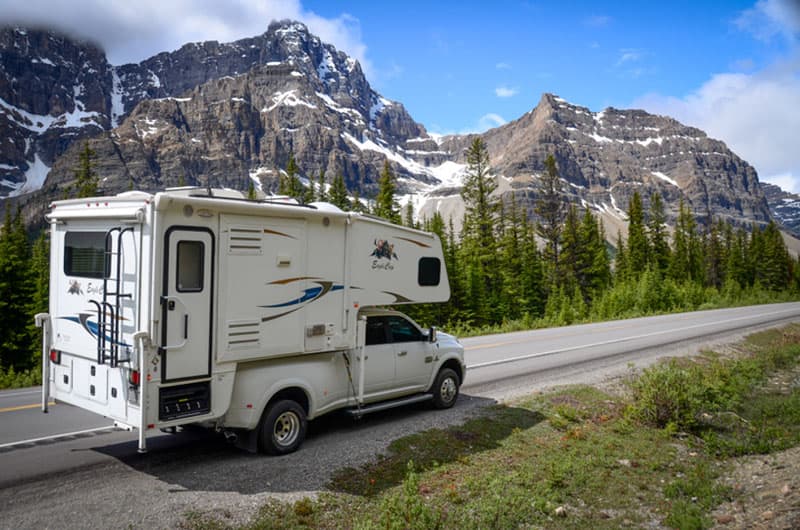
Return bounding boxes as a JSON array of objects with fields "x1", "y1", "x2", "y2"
[{"x1": 0, "y1": 22, "x2": 787, "y2": 239}]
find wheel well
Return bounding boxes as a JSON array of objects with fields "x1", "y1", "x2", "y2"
[
  {"x1": 441, "y1": 359, "x2": 463, "y2": 385},
  {"x1": 267, "y1": 387, "x2": 309, "y2": 415}
]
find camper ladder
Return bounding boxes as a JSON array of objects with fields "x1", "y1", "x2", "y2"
[{"x1": 94, "y1": 227, "x2": 134, "y2": 367}]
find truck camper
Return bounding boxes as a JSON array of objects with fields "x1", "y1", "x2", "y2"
[{"x1": 36, "y1": 187, "x2": 465, "y2": 454}]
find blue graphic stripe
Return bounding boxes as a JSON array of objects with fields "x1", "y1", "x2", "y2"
[
  {"x1": 261, "y1": 284, "x2": 343, "y2": 309},
  {"x1": 59, "y1": 316, "x2": 130, "y2": 347}
]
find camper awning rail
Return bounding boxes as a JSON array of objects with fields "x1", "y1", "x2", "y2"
[{"x1": 46, "y1": 205, "x2": 146, "y2": 223}]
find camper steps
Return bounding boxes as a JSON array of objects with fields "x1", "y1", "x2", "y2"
[{"x1": 345, "y1": 393, "x2": 433, "y2": 419}]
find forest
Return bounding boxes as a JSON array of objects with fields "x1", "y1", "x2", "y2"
[{"x1": 1, "y1": 139, "x2": 797, "y2": 388}]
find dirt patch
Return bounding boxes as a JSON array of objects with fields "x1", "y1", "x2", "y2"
[{"x1": 711, "y1": 446, "x2": 800, "y2": 529}]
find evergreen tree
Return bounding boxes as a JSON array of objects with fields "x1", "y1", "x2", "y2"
[
  {"x1": 316, "y1": 169, "x2": 327, "y2": 202},
  {"x1": 351, "y1": 188, "x2": 365, "y2": 212},
  {"x1": 280, "y1": 151, "x2": 307, "y2": 202},
  {"x1": 581, "y1": 208, "x2": 611, "y2": 299},
  {"x1": 0, "y1": 207, "x2": 33, "y2": 370},
  {"x1": 329, "y1": 174, "x2": 349, "y2": 209},
  {"x1": 404, "y1": 202, "x2": 415, "y2": 228},
  {"x1": 27, "y1": 232, "x2": 49, "y2": 359},
  {"x1": 703, "y1": 216, "x2": 724, "y2": 288},
  {"x1": 560, "y1": 204, "x2": 583, "y2": 295},
  {"x1": 373, "y1": 161, "x2": 401, "y2": 223},
  {"x1": 614, "y1": 230, "x2": 627, "y2": 283},
  {"x1": 626, "y1": 190, "x2": 649, "y2": 277},
  {"x1": 535, "y1": 154, "x2": 566, "y2": 287},
  {"x1": 247, "y1": 180, "x2": 257, "y2": 200},
  {"x1": 757, "y1": 221, "x2": 791, "y2": 290},
  {"x1": 647, "y1": 192, "x2": 670, "y2": 273},
  {"x1": 669, "y1": 199, "x2": 702, "y2": 283},
  {"x1": 74, "y1": 142, "x2": 99, "y2": 198},
  {"x1": 459, "y1": 138, "x2": 499, "y2": 324}
]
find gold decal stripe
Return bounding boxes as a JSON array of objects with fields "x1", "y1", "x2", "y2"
[
  {"x1": 263, "y1": 229, "x2": 296, "y2": 239},
  {"x1": 396, "y1": 236, "x2": 431, "y2": 248}
]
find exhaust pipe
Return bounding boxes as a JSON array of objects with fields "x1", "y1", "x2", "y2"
[{"x1": 223, "y1": 430, "x2": 238, "y2": 444}]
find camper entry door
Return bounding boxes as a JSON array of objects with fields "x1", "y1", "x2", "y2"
[{"x1": 160, "y1": 227, "x2": 213, "y2": 382}]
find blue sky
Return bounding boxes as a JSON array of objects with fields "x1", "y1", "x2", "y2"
[{"x1": 3, "y1": 0, "x2": 799, "y2": 191}]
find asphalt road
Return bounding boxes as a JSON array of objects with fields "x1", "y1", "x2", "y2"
[{"x1": 1, "y1": 302, "x2": 799, "y2": 528}]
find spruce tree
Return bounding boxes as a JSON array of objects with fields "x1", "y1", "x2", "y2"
[
  {"x1": 404, "y1": 202, "x2": 415, "y2": 228},
  {"x1": 74, "y1": 142, "x2": 99, "y2": 198},
  {"x1": 647, "y1": 192, "x2": 670, "y2": 273},
  {"x1": 0, "y1": 207, "x2": 33, "y2": 370},
  {"x1": 626, "y1": 190, "x2": 649, "y2": 278},
  {"x1": 329, "y1": 174, "x2": 349, "y2": 209},
  {"x1": 460, "y1": 138, "x2": 499, "y2": 324},
  {"x1": 316, "y1": 169, "x2": 327, "y2": 202},
  {"x1": 373, "y1": 161, "x2": 401, "y2": 223},
  {"x1": 535, "y1": 154, "x2": 566, "y2": 287}
]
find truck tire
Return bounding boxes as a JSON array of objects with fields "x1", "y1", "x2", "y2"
[
  {"x1": 258, "y1": 399, "x2": 307, "y2": 455},
  {"x1": 431, "y1": 368, "x2": 459, "y2": 409}
]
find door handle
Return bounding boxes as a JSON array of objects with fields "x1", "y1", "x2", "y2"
[
  {"x1": 184, "y1": 314, "x2": 188, "y2": 339},
  {"x1": 397, "y1": 350, "x2": 408, "y2": 357}
]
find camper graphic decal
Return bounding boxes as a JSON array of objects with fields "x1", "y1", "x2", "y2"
[
  {"x1": 370, "y1": 239, "x2": 398, "y2": 260},
  {"x1": 259, "y1": 277, "x2": 344, "y2": 322},
  {"x1": 59, "y1": 312, "x2": 130, "y2": 346},
  {"x1": 370, "y1": 239, "x2": 398, "y2": 270},
  {"x1": 68, "y1": 280, "x2": 83, "y2": 295}
]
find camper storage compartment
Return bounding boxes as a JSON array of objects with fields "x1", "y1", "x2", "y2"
[{"x1": 159, "y1": 382, "x2": 211, "y2": 421}]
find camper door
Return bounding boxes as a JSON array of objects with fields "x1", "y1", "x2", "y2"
[{"x1": 160, "y1": 227, "x2": 213, "y2": 382}]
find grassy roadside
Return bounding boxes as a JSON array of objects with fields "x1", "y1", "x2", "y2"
[{"x1": 186, "y1": 326, "x2": 800, "y2": 530}]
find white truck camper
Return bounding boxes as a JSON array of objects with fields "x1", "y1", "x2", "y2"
[{"x1": 36, "y1": 187, "x2": 465, "y2": 454}]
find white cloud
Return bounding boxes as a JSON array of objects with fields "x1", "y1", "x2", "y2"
[
  {"x1": 477, "y1": 113, "x2": 507, "y2": 131},
  {"x1": 495, "y1": 86, "x2": 518, "y2": 98},
  {"x1": 633, "y1": 55, "x2": 800, "y2": 192},
  {"x1": 0, "y1": 0, "x2": 372, "y2": 74},
  {"x1": 616, "y1": 48, "x2": 644, "y2": 66},
  {"x1": 495, "y1": 62, "x2": 512, "y2": 70},
  {"x1": 584, "y1": 15, "x2": 612, "y2": 28},
  {"x1": 735, "y1": 0, "x2": 800, "y2": 42}
]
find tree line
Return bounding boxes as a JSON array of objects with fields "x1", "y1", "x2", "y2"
[{"x1": 1, "y1": 139, "x2": 797, "y2": 387}]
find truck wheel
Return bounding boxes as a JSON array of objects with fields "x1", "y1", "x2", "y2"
[
  {"x1": 431, "y1": 368, "x2": 459, "y2": 409},
  {"x1": 258, "y1": 399, "x2": 307, "y2": 455}
]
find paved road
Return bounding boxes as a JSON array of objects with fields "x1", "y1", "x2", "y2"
[{"x1": 0, "y1": 302, "x2": 798, "y2": 528}]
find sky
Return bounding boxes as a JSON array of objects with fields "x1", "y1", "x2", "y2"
[{"x1": 2, "y1": 0, "x2": 799, "y2": 192}]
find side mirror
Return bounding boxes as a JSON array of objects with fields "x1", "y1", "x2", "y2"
[{"x1": 428, "y1": 326, "x2": 438, "y2": 343}]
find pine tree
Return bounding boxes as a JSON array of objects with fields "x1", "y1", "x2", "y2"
[
  {"x1": 614, "y1": 230, "x2": 627, "y2": 282},
  {"x1": 0, "y1": 207, "x2": 33, "y2": 370},
  {"x1": 74, "y1": 142, "x2": 99, "y2": 198},
  {"x1": 647, "y1": 192, "x2": 670, "y2": 273},
  {"x1": 535, "y1": 154, "x2": 566, "y2": 287},
  {"x1": 316, "y1": 169, "x2": 327, "y2": 202},
  {"x1": 459, "y1": 138, "x2": 499, "y2": 324},
  {"x1": 560, "y1": 204, "x2": 583, "y2": 296},
  {"x1": 27, "y1": 231, "x2": 49, "y2": 359},
  {"x1": 373, "y1": 161, "x2": 401, "y2": 223},
  {"x1": 247, "y1": 180, "x2": 257, "y2": 200},
  {"x1": 404, "y1": 202, "x2": 415, "y2": 228},
  {"x1": 329, "y1": 174, "x2": 349, "y2": 209},
  {"x1": 626, "y1": 191, "x2": 649, "y2": 277},
  {"x1": 581, "y1": 208, "x2": 611, "y2": 300},
  {"x1": 280, "y1": 151, "x2": 307, "y2": 202}
]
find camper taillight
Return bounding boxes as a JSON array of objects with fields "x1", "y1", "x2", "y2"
[
  {"x1": 129, "y1": 370, "x2": 140, "y2": 387},
  {"x1": 49, "y1": 349, "x2": 60, "y2": 365}
]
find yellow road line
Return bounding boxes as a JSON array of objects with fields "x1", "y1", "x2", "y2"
[{"x1": 0, "y1": 402, "x2": 55, "y2": 413}]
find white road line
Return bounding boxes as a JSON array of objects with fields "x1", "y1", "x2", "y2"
[
  {"x1": 0, "y1": 426, "x2": 118, "y2": 449},
  {"x1": 467, "y1": 307, "x2": 799, "y2": 370},
  {"x1": 0, "y1": 388, "x2": 42, "y2": 399}
]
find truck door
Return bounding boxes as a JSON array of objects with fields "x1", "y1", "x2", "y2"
[
  {"x1": 386, "y1": 315, "x2": 434, "y2": 388},
  {"x1": 161, "y1": 228, "x2": 213, "y2": 382}
]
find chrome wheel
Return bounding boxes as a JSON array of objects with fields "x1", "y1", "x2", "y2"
[
  {"x1": 440, "y1": 376, "x2": 457, "y2": 405},
  {"x1": 273, "y1": 411, "x2": 301, "y2": 448}
]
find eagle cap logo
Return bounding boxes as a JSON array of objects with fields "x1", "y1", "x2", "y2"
[{"x1": 370, "y1": 239, "x2": 398, "y2": 260}]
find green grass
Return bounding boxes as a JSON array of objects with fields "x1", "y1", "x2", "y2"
[{"x1": 186, "y1": 325, "x2": 800, "y2": 529}]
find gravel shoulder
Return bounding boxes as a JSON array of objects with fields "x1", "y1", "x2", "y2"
[{"x1": 0, "y1": 320, "x2": 797, "y2": 529}]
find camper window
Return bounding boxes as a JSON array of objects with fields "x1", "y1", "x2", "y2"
[
  {"x1": 64, "y1": 232, "x2": 109, "y2": 278},
  {"x1": 418, "y1": 257, "x2": 441, "y2": 286},
  {"x1": 177, "y1": 241, "x2": 204, "y2": 292}
]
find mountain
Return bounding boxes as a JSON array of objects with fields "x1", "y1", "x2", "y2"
[
  {"x1": 0, "y1": 22, "x2": 785, "y2": 242},
  {"x1": 761, "y1": 183, "x2": 800, "y2": 237}
]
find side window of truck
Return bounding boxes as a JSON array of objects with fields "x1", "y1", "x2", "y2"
[
  {"x1": 365, "y1": 317, "x2": 388, "y2": 345},
  {"x1": 387, "y1": 316, "x2": 423, "y2": 343}
]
